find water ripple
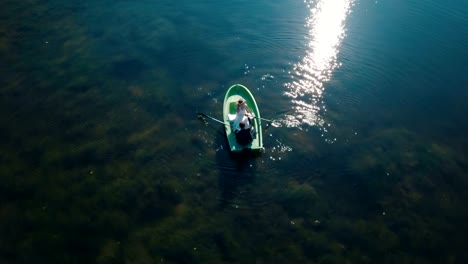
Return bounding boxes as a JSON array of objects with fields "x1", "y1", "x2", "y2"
[{"x1": 283, "y1": 0, "x2": 353, "y2": 128}]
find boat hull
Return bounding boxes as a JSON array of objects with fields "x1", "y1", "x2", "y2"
[{"x1": 223, "y1": 84, "x2": 263, "y2": 152}]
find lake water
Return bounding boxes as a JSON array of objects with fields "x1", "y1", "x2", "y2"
[{"x1": 1, "y1": 0, "x2": 468, "y2": 263}]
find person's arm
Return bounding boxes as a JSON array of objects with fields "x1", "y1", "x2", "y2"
[{"x1": 245, "y1": 104, "x2": 254, "y2": 117}]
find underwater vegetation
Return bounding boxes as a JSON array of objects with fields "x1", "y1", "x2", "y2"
[{"x1": 1, "y1": 0, "x2": 468, "y2": 263}]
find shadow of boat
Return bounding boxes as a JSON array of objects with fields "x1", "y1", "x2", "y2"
[{"x1": 213, "y1": 126, "x2": 261, "y2": 210}]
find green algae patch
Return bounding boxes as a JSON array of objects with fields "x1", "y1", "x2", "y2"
[
  {"x1": 275, "y1": 180, "x2": 318, "y2": 218},
  {"x1": 96, "y1": 239, "x2": 121, "y2": 264}
]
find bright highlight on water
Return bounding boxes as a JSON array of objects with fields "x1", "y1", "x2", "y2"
[
  {"x1": 285, "y1": 0, "x2": 352, "y2": 127},
  {"x1": 1, "y1": 0, "x2": 467, "y2": 263}
]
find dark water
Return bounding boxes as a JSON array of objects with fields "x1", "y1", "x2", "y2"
[{"x1": 1, "y1": 0, "x2": 468, "y2": 263}]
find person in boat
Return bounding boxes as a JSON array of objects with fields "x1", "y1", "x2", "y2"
[
  {"x1": 233, "y1": 98, "x2": 255, "y2": 145},
  {"x1": 233, "y1": 98, "x2": 253, "y2": 131},
  {"x1": 235, "y1": 119, "x2": 254, "y2": 146},
  {"x1": 236, "y1": 98, "x2": 253, "y2": 116}
]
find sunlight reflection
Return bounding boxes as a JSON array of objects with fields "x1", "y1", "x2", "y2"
[{"x1": 284, "y1": 0, "x2": 352, "y2": 127}]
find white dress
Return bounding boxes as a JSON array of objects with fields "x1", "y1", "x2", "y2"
[
  {"x1": 231, "y1": 108, "x2": 251, "y2": 132},
  {"x1": 229, "y1": 102, "x2": 254, "y2": 131}
]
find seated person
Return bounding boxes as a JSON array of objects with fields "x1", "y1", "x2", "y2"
[
  {"x1": 235, "y1": 120, "x2": 254, "y2": 146},
  {"x1": 232, "y1": 97, "x2": 254, "y2": 131},
  {"x1": 236, "y1": 98, "x2": 253, "y2": 116},
  {"x1": 231, "y1": 97, "x2": 256, "y2": 145},
  {"x1": 233, "y1": 114, "x2": 251, "y2": 132}
]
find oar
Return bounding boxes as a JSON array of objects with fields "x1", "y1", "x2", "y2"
[
  {"x1": 256, "y1": 117, "x2": 273, "y2": 122},
  {"x1": 198, "y1": 112, "x2": 276, "y2": 128},
  {"x1": 197, "y1": 112, "x2": 225, "y2": 125},
  {"x1": 244, "y1": 105, "x2": 273, "y2": 123}
]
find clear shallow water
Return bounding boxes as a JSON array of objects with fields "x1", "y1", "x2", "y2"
[{"x1": 1, "y1": 0, "x2": 468, "y2": 263}]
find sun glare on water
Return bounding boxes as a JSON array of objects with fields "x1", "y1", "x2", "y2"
[{"x1": 284, "y1": 0, "x2": 353, "y2": 127}]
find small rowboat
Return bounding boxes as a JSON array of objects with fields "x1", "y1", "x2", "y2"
[{"x1": 223, "y1": 84, "x2": 264, "y2": 152}]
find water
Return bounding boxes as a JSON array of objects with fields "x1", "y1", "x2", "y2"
[{"x1": 1, "y1": 0, "x2": 468, "y2": 263}]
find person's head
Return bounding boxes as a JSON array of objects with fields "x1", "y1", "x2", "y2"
[
  {"x1": 239, "y1": 122, "x2": 245, "y2": 129},
  {"x1": 237, "y1": 98, "x2": 245, "y2": 106}
]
